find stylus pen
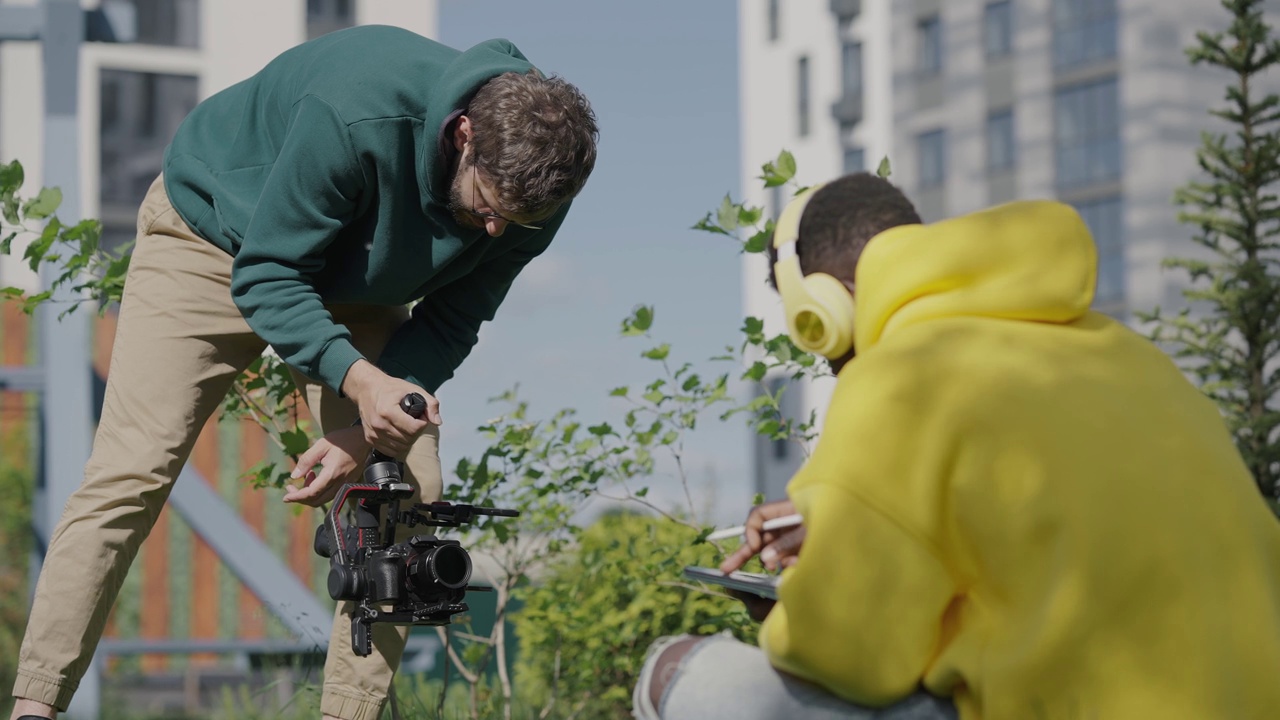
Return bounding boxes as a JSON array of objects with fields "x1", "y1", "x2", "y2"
[{"x1": 706, "y1": 513, "x2": 804, "y2": 542}]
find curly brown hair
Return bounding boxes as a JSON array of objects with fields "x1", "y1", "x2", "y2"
[{"x1": 466, "y1": 71, "x2": 599, "y2": 219}]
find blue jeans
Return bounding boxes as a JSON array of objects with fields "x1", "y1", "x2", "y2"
[{"x1": 633, "y1": 634, "x2": 957, "y2": 720}]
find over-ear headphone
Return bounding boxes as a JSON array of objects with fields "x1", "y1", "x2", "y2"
[{"x1": 772, "y1": 182, "x2": 857, "y2": 360}]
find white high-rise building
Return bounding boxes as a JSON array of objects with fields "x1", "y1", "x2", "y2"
[{"x1": 740, "y1": 0, "x2": 1235, "y2": 500}]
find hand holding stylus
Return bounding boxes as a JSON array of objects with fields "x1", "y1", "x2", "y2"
[{"x1": 719, "y1": 500, "x2": 806, "y2": 574}]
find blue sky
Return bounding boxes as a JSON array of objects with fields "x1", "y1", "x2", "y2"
[{"x1": 436, "y1": 0, "x2": 752, "y2": 523}]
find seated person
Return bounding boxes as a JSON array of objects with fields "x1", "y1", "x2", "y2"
[{"x1": 633, "y1": 173, "x2": 1280, "y2": 720}]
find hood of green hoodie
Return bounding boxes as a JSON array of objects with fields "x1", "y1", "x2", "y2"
[
  {"x1": 418, "y1": 38, "x2": 535, "y2": 213},
  {"x1": 853, "y1": 200, "x2": 1098, "y2": 353}
]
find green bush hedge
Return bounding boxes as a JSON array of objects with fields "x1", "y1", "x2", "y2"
[{"x1": 513, "y1": 512, "x2": 756, "y2": 719}]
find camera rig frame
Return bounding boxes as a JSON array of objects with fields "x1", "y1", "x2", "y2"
[{"x1": 314, "y1": 393, "x2": 518, "y2": 656}]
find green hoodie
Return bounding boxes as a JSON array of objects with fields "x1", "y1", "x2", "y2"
[{"x1": 163, "y1": 26, "x2": 567, "y2": 394}]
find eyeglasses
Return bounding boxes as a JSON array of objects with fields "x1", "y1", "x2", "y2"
[{"x1": 470, "y1": 169, "x2": 543, "y2": 231}]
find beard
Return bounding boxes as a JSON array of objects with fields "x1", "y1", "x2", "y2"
[{"x1": 446, "y1": 155, "x2": 485, "y2": 229}]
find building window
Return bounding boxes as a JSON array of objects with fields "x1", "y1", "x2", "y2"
[
  {"x1": 99, "y1": 0, "x2": 200, "y2": 48},
  {"x1": 841, "y1": 41, "x2": 863, "y2": 98},
  {"x1": 1052, "y1": 0, "x2": 1118, "y2": 70},
  {"x1": 844, "y1": 147, "x2": 866, "y2": 175},
  {"x1": 768, "y1": 0, "x2": 780, "y2": 42},
  {"x1": 99, "y1": 70, "x2": 199, "y2": 251},
  {"x1": 918, "y1": 15, "x2": 943, "y2": 76},
  {"x1": 307, "y1": 0, "x2": 356, "y2": 40},
  {"x1": 832, "y1": 41, "x2": 864, "y2": 126},
  {"x1": 1054, "y1": 77, "x2": 1121, "y2": 189},
  {"x1": 797, "y1": 56, "x2": 811, "y2": 137},
  {"x1": 918, "y1": 129, "x2": 947, "y2": 188},
  {"x1": 986, "y1": 109, "x2": 1016, "y2": 170},
  {"x1": 984, "y1": 1, "x2": 1013, "y2": 59},
  {"x1": 1074, "y1": 196, "x2": 1125, "y2": 306}
]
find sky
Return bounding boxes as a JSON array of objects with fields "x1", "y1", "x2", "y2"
[{"x1": 435, "y1": 0, "x2": 753, "y2": 524}]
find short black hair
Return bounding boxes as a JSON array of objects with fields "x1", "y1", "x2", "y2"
[{"x1": 767, "y1": 173, "x2": 921, "y2": 289}]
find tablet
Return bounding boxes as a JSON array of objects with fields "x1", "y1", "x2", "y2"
[{"x1": 683, "y1": 566, "x2": 779, "y2": 600}]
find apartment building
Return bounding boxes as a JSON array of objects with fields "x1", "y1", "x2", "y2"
[{"x1": 740, "y1": 0, "x2": 1228, "y2": 499}]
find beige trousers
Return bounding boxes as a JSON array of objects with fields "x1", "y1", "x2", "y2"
[{"x1": 12, "y1": 175, "x2": 442, "y2": 720}]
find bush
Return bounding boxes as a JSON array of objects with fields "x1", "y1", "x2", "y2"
[
  {"x1": 0, "y1": 455, "x2": 33, "y2": 719},
  {"x1": 513, "y1": 513, "x2": 757, "y2": 719}
]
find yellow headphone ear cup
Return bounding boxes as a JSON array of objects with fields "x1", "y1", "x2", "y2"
[{"x1": 788, "y1": 272, "x2": 856, "y2": 359}]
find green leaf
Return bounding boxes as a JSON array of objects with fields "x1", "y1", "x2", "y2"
[
  {"x1": 609, "y1": 386, "x2": 629, "y2": 397},
  {"x1": 715, "y1": 194, "x2": 739, "y2": 232},
  {"x1": 279, "y1": 427, "x2": 312, "y2": 457},
  {"x1": 754, "y1": 419, "x2": 781, "y2": 436},
  {"x1": 22, "y1": 187, "x2": 62, "y2": 220},
  {"x1": 777, "y1": 150, "x2": 797, "y2": 178},
  {"x1": 743, "y1": 361, "x2": 768, "y2": 382},
  {"x1": 0, "y1": 160, "x2": 23, "y2": 193},
  {"x1": 635, "y1": 487, "x2": 649, "y2": 498},
  {"x1": 737, "y1": 204, "x2": 763, "y2": 227},
  {"x1": 642, "y1": 389, "x2": 666, "y2": 405},
  {"x1": 2, "y1": 196, "x2": 19, "y2": 226},
  {"x1": 691, "y1": 212, "x2": 730, "y2": 236},
  {"x1": 876, "y1": 156, "x2": 892, "y2": 178},
  {"x1": 21, "y1": 290, "x2": 51, "y2": 314},
  {"x1": 642, "y1": 344, "x2": 670, "y2": 361},
  {"x1": 587, "y1": 422, "x2": 613, "y2": 437},
  {"x1": 0, "y1": 231, "x2": 15, "y2": 255},
  {"x1": 761, "y1": 149, "x2": 797, "y2": 187},
  {"x1": 743, "y1": 229, "x2": 769, "y2": 254},
  {"x1": 622, "y1": 305, "x2": 654, "y2": 336},
  {"x1": 752, "y1": 492, "x2": 766, "y2": 506}
]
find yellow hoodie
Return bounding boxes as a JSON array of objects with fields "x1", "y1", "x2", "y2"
[{"x1": 760, "y1": 201, "x2": 1280, "y2": 720}]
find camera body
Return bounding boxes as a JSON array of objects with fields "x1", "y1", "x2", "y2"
[{"x1": 313, "y1": 394, "x2": 517, "y2": 656}]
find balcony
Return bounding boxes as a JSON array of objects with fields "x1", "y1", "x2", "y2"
[
  {"x1": 829, "y1": 0, "x2": 861, "y2": 22},
  {"x1": 830, "y1": 92, "x2": 863, "y2": 126}
]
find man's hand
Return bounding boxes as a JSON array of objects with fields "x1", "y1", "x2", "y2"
[
  {"x1": 285, "y1": 426, "x2": 369, "y2": 506},
  {"x1": 341, "y1": 359, "x2": 440, "y2": 457},
  {"x1": 720, "y1": 499, "x2": 806, "y2": 574}
]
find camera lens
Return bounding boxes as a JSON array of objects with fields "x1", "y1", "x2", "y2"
[{"x1": 408, "y1": 543, "x2": 472, "y2": 593}]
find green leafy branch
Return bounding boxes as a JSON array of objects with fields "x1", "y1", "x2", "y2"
[
  {"x1": 2, "y1": 158, "x2": 311, "y2": 492},
  {"x1": 0, "y1": 160, "x2": 129, "y2": 317},
  {"x1": 222, "y1": 352, "x2": 314, "y2": 491}
]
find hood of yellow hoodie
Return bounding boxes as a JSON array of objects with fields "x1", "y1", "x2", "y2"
[{"x1": 852, "y1": 200, "x2": 1098, "y2": 353}]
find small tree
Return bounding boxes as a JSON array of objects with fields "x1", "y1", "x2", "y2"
[{"x1": 1140, "y1": 0, "x2": 1280, "y2": 510}]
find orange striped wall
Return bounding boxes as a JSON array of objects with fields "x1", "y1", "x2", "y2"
[
  {"x1": 0, "y1": 303, "x2": 34, "y2": 470},
  {"x1": 6, "y1": 304, "x2": 329, "y2": 670}
]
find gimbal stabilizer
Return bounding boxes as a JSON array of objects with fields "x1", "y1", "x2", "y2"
[{"x1": 313, "y1": 393, "x2": 518, "y2": 656}]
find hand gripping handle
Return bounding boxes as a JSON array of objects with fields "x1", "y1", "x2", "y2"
[
  {"x1": 368, "y1": 393, "x2": 428, "y2": 465},
  {"x1": 400, "y1": 392, "x2": 427, "y2": 420}
]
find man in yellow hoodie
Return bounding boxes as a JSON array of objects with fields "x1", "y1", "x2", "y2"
[{"x1": 633, "y1": 173, "x2": 1280, "y2": 720}]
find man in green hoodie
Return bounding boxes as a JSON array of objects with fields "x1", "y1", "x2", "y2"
[{"x1": 10, "y1": 26, "x2": 597, "y2": 720}]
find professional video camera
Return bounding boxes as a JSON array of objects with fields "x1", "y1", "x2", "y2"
[{"x1": 313, "y1": 393, "x2": 518, "y2": 656}]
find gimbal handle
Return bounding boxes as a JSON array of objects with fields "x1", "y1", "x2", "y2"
[
  {"x1": 323, "y1": 393, "x2": 428, "y2": 566},
  {"x1": 366, "y1": 392, "x2": 428, "y2": 466}
]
